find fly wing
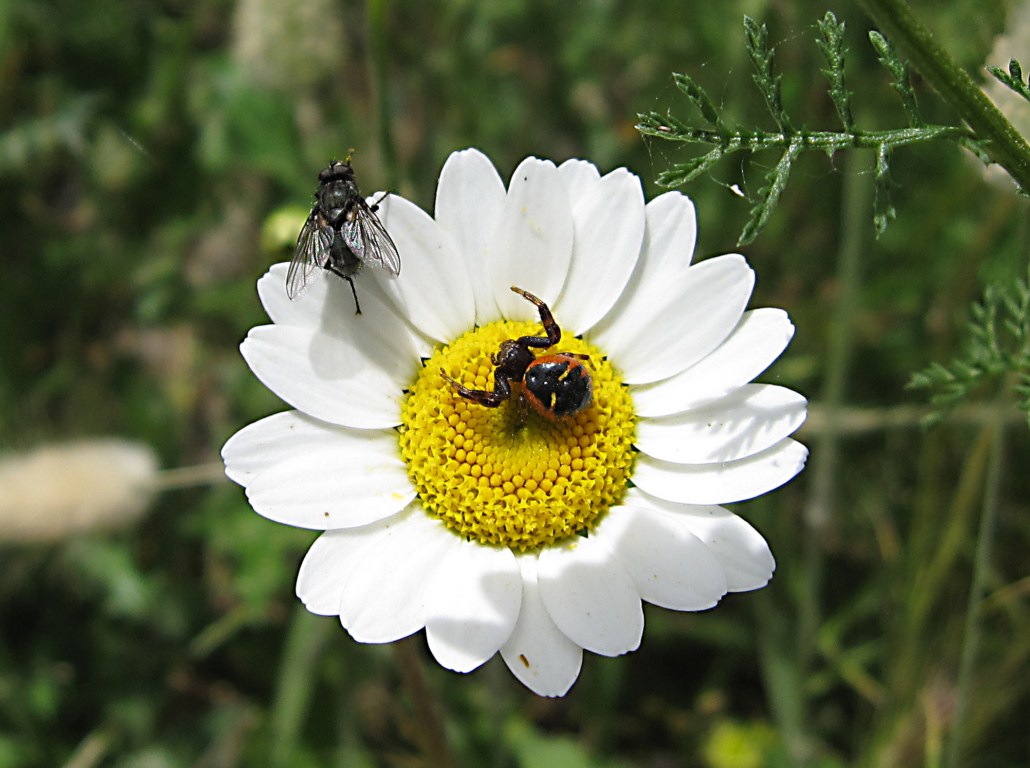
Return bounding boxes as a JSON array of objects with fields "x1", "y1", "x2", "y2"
[
  {"x1": 343, "y1": 198, "x2": 401, "y2": 276},
  {"x1": 286, "y1": 210, "x2": 335, "y2": 299}
]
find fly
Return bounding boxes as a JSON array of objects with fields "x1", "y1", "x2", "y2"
[{"x1": 286, "y1": 158, "x2": 401, "y2": 314}]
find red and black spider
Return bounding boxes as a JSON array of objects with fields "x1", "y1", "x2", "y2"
[{"x1": 443, "y1": 286, "x2": 593, "y2": 421}]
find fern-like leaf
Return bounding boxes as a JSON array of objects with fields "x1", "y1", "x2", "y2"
[
  {"x1": 909, "y1": 268, "x2": 1030, "y2": 426},
  {"x1": 816, "y1": 12, "x2": 855, "y2": 131},
  {"x1": 988, "y1": 58, "x2": 1030, "y2": 104},
  {"x1": 640, "y1": 13, "x2": 974, "y2": 245},
  {"x1": 744, "y1": 16, "x2": 793, "y2": 133},
  {"x1": 739, "y1": 140, "x2": 801, "y2": 246},
  {"x1": 672, "y1": 73, "x2": 726, "y2": 130},
  {"x1": 873, "y1": 143, "x2": 896, "y2": 236},
  {"x1": 656, "y1": 147, "x2": 726, "y2": 187},
  {"x1": 868, "y1": 31, "x2": 924, "y2": 127}
]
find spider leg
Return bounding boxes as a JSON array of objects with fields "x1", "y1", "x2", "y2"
[
  {"x1": 509, "y1": 286, "x2": 561, "y2": 347},
  {"x1": 441, "y1": 370, "x2": 513, "y2": 408}
]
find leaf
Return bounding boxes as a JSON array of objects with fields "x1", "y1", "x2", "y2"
[
  {"x1": 672, "y1": 72, "x2": 726, "y2": 129},
  {"x1": 816, "y1": 12, "x2": 854, "y2": 130},
  {"x1": 738, "y1": 139, "x2": 801, "y2": 245},
  {"x1": 910, "y1": 269, "x2": 1030, "y2": 426},
  {"x1": 656, "y1": 147, "x2": 726, "y2": 187},
  {"x1": 987, "y1": 58, "x2": 1030, "y2": 103},
  {"x1": 635, "y1": 111, "x2": 693, "y2": 139},
  {"x1": 958, "y1": 136, "x2": 993, "y2": 167},
  {"x1": 744, "y1": 16, "x2": 793, "y2": 133},
  {"x1": 872, "y1": 142, "x2": 896, "y2": 237},
  {"x1": 640, "y1": 12, "x2": 973, "y2": 246},
  {"x1": 868, "y1": 31, "x2": 923, "y2": 127}
]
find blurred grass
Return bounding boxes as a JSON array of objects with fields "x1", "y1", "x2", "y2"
[{"x1": 1, "y1": 0, "x2": 1028, "y2": 766}]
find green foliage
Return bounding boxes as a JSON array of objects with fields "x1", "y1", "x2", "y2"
[
  {"x1": 744, "y1": 16, "x2": 793, "y2": 134},
  {"x1": 739, "y1": 137, "x2": 801, "y2": 247},
  {"x1": 0, "y1": 95, "x2": 101, "y2": 173},
  {"x1": 2, "y1": 0, "x2": 1029, "y2": 766},
  {"x1": 909, "y1": 267, "x2": 1030, "y2": 426},
  {"x1": 868, "y1": 30, "x2": 924, "y2": 127},
  {"x1": 505, "y1": 719, "x2": 627, "y2": 768},
  {"x1": 988, "y1": 58, "x2": 1030, "y2": 104},
  {"x1": 816, "y1": 12, "x2": 855, "y2": 131},
  {"x1": 638, "y1": 13, "x2": 975, "y2": 245}
]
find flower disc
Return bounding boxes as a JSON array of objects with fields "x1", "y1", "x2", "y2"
[{"x1": 399, "y1": 320, "x2": 635, "y2": 551}]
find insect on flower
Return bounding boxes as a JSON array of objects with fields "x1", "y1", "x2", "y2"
[
  {"x1": 224, "y1": 150, "x2": 809, "y2": 698},
  {"x1": 443, "y1": 286, "x2": 593, "y2": 421},
  {"x1": 286, "y1": 158, "x2": 401, "y2": 314}
]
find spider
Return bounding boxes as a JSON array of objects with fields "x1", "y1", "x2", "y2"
[{"x1": 442, "y1": 286, "x2": 593, "y2": 421}]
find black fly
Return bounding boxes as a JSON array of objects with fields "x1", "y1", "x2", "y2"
[{"x1": 287, "y1": 159, "x2": 401, "y2": 314}]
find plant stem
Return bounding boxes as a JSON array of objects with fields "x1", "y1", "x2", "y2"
[
  {"x1": 637, "y1": 122, "x2": 970, "y2": 151},
  {"x1": 796, "y1": 151, "x2": 870, "y2": 766},
  {"x1": 943, "y1": 391, "x2": 1006, "y2": 768},
  {"x1": 270, "y1": 608, "x2": 331, "y2": 768},
  {"x1": 393, "y1": 637, "x2": 455, "y2": 768},
  {"x1": 855, "y1": 0, "x2": 1030, "y2": 190}
]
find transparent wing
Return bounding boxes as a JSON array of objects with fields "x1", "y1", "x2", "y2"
[
  {"x1": 286, "y1": 210, "x2": 334, "y2": 300},
  {"x1": 343, "y1": 198, "x2": 401, "y2": 276}
]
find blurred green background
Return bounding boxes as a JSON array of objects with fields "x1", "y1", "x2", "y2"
[{"x1": 1, "y1": 0, "x2": 1028, "y2": 765}]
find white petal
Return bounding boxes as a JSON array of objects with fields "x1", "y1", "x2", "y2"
[
  {"x1": 245, "y1": 439, "x2": 415, "y2": 529},
  {"x1": 537, "y1": 536, "x2": 643, "y2": 657},
  {"x1": 634, "y1": 384, "x2": 808, "y2": 464},
  {"x1": 589, "y1": 191, "x2": 697, "y2": 334},
  {"x1": 676, "y1": 508, "x2": 775, "y2": 592},
  {"x1": 340, "y1": 513, "x2": 460, "y2": 642},
  {"x1": 355, "y1": 272, "x2": 439, "y2": 360},
  {"x1": 597, "y1": 502, "x2": 733, "y2": 609},
  {"x1": 371, "y1": 194, "x2": 476, "y2": 343},
  {"x1": 557, "y1": 159, "x2": 601, "y2": 202},
  {"x1": 240, "y1": 325, "x2": 404, "y2": 429},
  {"x1": 626, "y1": 489, "x2": 775, "y2": 592},
  {"x1": 500, "y1": 555, "x2": 583, "y2": 697},
  {"x1": 425, "y1": 542, "x2": 522, "y2": 673},
  {"x1": 593, "y1": 254, "x2": 755, "y2": 385},
  {"x1": 637, "y1": 191, "x2": 699, "y2": 274},
  {"x1": 222, "y1": 410, "x2": 364, "y2": 487},
  {"x1": 632, "y1": 308, "x2": 796, "y2": 417},
  {"x1": 257, "y1": 263, "x2": 308, "y2": 326},
  {"x1": 260, "y1": 257, "x2": 427, "y2": 368},
  {"x1": 633, "y1": 438, "x2": 808, "y2": 505},
  {"x1": 593, "y1": 505, "x2": 727, "y2": 610},
  {"x1": 258, "y1": 261, "x2": 352, "y2": 330},
  {"x1": 489, "y1": 158, "x2": 574, "y2": 321},
  {"x1": 435, "y1": 149, "x2": 507, "y2": 325},
  {"x1": 553, "y1": 168, "x2": 645, "y2": 335},
  {"x1": 296, "y1": 514, "x2": 406, "y2": 615},
  {"x1": 256, "y1": 261, "x2": 421, "y2": 360}
]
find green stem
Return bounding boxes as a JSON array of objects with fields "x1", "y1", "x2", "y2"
[
  {"x1": 855, "y1": 0, "x2": 1030, "y2": 190},
  {"x1": 637, "y1": 121, "x2": 970, "y2": 151},
  {"x1": 269, "y1": 608, "x2": 331, "y2": 768},
  {"x1": 943, "y1": 392, "x2": 1006, "y2": 768},
  {"x1": 795, "y1": 151, "x2": 871, "y2": 766},
  {"x1": 393, "y1": 637, "x2": 455, "y2": 768}
]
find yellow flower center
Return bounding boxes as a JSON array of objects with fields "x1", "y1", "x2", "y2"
[{"x1": 399, "y1": 320, "x2": 636, "y2": 552}]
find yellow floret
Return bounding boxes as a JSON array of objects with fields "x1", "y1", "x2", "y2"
[{"x1": 398, "y1": 320, "x2": 636, "y2": 552}]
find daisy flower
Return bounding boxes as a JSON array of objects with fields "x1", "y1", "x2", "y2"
[{"x1": 222, "y1": 149, "x2": 807, "y2": 697}]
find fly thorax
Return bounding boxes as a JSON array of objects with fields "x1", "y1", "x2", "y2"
[{"x1": 318, "y1": 182, "x2": 361, "y2": 224}]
